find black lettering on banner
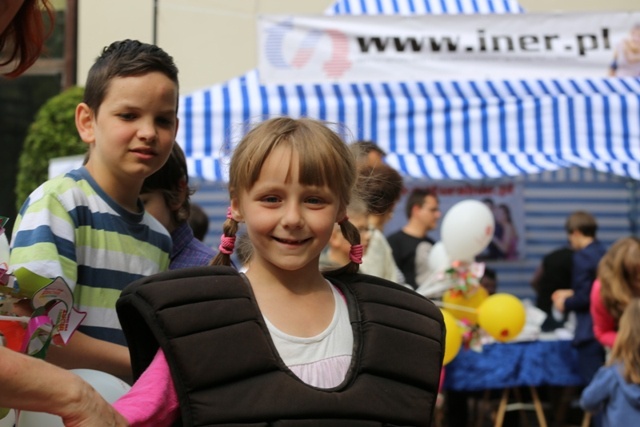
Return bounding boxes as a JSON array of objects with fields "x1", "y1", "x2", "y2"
[{"x1": 354, "y1": 28, "x2": 613, "y2": 56}]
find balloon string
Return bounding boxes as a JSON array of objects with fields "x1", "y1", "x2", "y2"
[
  {"x1": 433, "y1": 300, "x2": 478, "y2": 313},
  {"x1": 0, "y1": 315, "x2": 30, "y2": 323}
]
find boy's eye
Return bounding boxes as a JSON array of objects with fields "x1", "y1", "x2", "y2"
[
  {"x1": 156, "y1": 117, "x2": 175, "y2": 127},
  {"x1": 118, "y1": 113, "x2": 136, "y2": 120}
]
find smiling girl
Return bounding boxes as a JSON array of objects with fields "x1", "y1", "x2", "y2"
[{"x1": 114, "y1": 117, "x2": 445, "y2": 426}]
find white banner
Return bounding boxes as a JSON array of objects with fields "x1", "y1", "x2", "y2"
[{"x1": 257, "y1": 12, "x2": 640, "y2": 84}]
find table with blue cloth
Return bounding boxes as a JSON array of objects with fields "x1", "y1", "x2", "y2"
[{"x1": 444, "y1": 338, "x2": 586, "y2": 427}]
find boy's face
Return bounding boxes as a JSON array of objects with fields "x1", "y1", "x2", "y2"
[{"x1": 76, "y1": 72, "x2": 178, "y2": 193}]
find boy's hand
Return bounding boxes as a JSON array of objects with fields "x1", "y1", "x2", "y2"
[{"x1": 551, "y1": 289, "x2": 574, "y2": 313}]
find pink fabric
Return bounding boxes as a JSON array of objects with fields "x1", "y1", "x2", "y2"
[
  {"x1": 590, "y1": 279, "x2": 618, "y2": 348},
  {"x1": 113, "y1": 349, "x2": 179, "y2": 426}
]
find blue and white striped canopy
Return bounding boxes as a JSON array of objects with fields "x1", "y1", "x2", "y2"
[{"x1": 177, "y1": 0, "x2": 640, "y2": 182}]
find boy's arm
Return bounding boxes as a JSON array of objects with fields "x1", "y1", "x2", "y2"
[
  {"x1": 0, "y1": 347, "x2": 128, "y2": 427},
  {"x1": 46, "y1": 331, "x2": 133, "y2": 383}
]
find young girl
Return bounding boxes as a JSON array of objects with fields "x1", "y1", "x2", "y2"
[
  {"x1": 580, "y1": 298, "x2": 640, "y2": 425},
  {"x1": 591, "y1": 236, "x2": 640, "y2": 349},
  {"x1": 113, "y1": 117, "x2": 445, "y2": 426}
]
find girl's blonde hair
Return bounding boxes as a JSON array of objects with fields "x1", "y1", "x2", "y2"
[
  {"x1": 211, "y1": 117, "x2": 362, "y2": 274},
  {"x1": 609, "y1": 298, "x2": 640, "y2": 384},
  {"x1": 598, "y1": 236, "x2": 640, "y2": 321}
]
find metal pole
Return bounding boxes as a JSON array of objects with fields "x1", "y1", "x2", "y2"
[
  {"x1": 63, "y1": 0, "x2": 78, "y2": 88},
  {"x1": 153, "y1": 0, "x2": 158, "y2": 45}
]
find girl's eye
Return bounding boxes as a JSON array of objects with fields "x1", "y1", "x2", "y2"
[
  {"x1": 306, "y1": 197, "x2": 324, "y2": 205},
  {"x1": 118, "y1": 113, "x2": 136, "y2": 120},
  {"x1": 262, "y1": 196, "x2": 280, "y2": 203}
]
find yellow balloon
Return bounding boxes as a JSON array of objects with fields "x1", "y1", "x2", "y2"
[
  {"x1": 477, "y1": 293, "x2": 526, "y2": 342},
  {"x1": 442, "y1": 286, "x2": 488, "y2": 325},
  {"x1": 441, "y1": 309, "x2": 462, "y2": 365}
]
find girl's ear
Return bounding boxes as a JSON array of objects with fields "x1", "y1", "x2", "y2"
[
  {"x1": 75, "y1": 103, "x2": 95, "y2": 145},
  {"x1": 336, "y1": 206, "x2": 347, "y2": 223},
  {"x1": 230, "y1": 198, "x2": 243, "y2": 222}
]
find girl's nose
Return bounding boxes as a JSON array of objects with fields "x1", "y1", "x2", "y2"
[{"x1": 281, "y1": 203, "x2": 304, "y2": 228}]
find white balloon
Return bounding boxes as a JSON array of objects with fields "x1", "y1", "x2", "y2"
[
  {"x1": 17, "y1": 369, "x2": 130, "y2": 427},
  {"x1": 440, "y1": 199, "x2": 495, "y2": 261},
  {"x1": 428, "y1": 241, "x2": 451, "y2": 273}
]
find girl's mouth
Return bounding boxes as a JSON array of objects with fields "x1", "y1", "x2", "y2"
[{"x1": 274, "y1": 237, "x2": 309, "y2": 245}]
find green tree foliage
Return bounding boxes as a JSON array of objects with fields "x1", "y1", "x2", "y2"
[{"x1": 15, "y1": 86, "x2": 85, "y2": 211}]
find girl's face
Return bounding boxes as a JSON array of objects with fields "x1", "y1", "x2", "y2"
[
  {"x1": 232, "y1": 146, "x2": 344, "y2": 275},
  {"x1": 140, "y1": 190, "x2": 173, "y2": 232}
]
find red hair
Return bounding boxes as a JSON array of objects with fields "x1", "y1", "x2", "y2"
[{"x1": 1, "y1": 0, "x2": 55, "y2": 78}]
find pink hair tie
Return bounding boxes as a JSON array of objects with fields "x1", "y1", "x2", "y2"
[
  {"x1": 226, "y1": 207, "x2": 234, "y2": 220},
  {"x1": 339, "y1": 215, "x2": 349, "y2": 224},
  {"x1": 218, "y1": 234, "x2": 236, "y2": 255},
  {"x1": 349, "y1": 244, "x2": 364, "y2": 264}
]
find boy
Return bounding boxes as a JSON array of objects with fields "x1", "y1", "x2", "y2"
[
  {"x1": 552, "y1": 211, "x2": 607, "y2": 383},
  {"x1": 10, "y1": 39, "x2": 179, "y2": 380},
  {"x1": 140, "y1": 143, "x2": 215, "y2": 269}
]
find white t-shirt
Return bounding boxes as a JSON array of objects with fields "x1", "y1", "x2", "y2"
[{"x1": 264, "y1": 282, "x2": 353, "y2": 388}]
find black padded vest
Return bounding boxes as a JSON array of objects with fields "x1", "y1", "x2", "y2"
[{"x1": 117, "y1": 266, "x2": 445, "y2": 427}]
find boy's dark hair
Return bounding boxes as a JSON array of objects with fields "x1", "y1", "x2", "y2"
[
  {"x1": 83, "y1": 39, "x2": 179, "y2": 116},
  {"x1": 404, "y1": 188, "x2": 435, "y2": 219},
  {"x1": 141, "y1": 143, "x2": 192, "y2": 225},
  {"x1": 358, "y1": 164, "x2": 403, "y2": 215},
  {"x1": 565, "y1": 211, "x2": 598, "y2": 238}
]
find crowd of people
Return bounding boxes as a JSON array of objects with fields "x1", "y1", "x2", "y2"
[{"x1": 3, "y1": 2, "x2": 640, "y2": 427}]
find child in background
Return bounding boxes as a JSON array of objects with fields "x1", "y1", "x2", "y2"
[
  {"x1": 10, "y1": 39, "x2": 179, "y2": 379},
  {"x1": 580, "y1": 298, "x2": 640, "y2": 425},
  {"x1": 357, "y1": 164, "x2": 405, "y2": 284},
  {"x1": 590, "y1": 236, "x2": 640, "y2": 349},
  {"x1": 319, "y1": 198, "x2": 371, "y2": 271},
  {"x1": 552, "y1": 211, "x2": 607, "y2": 384},
  {"x1": 188, "y1": 203, "x2": 210, "y2": 242},
  {"x1": 140, "y1": 143, "x2": 215, "y2": 269},
  {"x1": 113, "y1": 117, "x2": 445, "y2": 426}
]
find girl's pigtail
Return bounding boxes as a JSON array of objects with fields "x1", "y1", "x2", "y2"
[
  {"x1": 211, "y1": 207, "x2": 239, "y2": 266},
  {"x1": 338, "y1": 215, "x2": 362, "y2": 274}
]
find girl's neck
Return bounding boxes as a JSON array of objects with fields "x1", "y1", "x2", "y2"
[
  {"x1": 245, "y1": 258, "x2": 327, "y2": 295},
  {"x1": 245, "y1": 259, "x2": 334, "y2": 337}
]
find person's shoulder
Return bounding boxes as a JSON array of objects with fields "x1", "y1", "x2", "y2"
[
  {"x1": 386, "y1": 229, "x2": 404, "y2": 240},
  {"x1": 22, "y1": 169, "x2": 90, "y2": 206}
]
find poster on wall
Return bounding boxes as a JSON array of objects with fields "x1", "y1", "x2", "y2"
[{"x1": 389, "y1": 181, "x2": 526, "y2": 262}]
